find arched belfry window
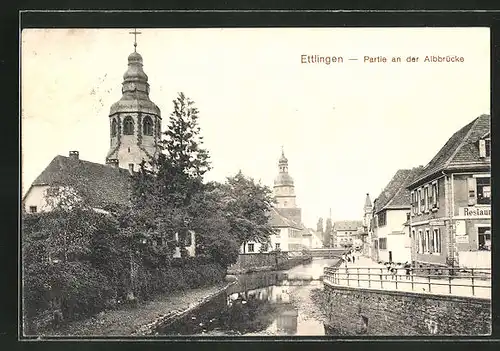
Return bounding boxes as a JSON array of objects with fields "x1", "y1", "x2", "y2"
[
  {"x1": 123, "y1": 116, "x2": 134, "y2": 135},
  {"x1": 143, "y1": 116, "x2": 153, "y2": 136},
  {"x1": 111, "y1": 118, "x2": 118, "y2": 137}
]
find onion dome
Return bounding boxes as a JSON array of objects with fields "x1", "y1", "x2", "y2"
[
  {"x1": 109, "y1": 50, "x2": 161, "y2": 117},
  {"x1": 274, "y1": 172, "x2": 294, "y2": 186},
  {"x1": 279, "y1": 149, "x2": 288, "y2": 164},
  {"x1": 274, "y1": 147, "x2": 294, "y2": 186}
]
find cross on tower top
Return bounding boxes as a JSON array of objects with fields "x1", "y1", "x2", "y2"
[{"x1": 129, "y1": 28, "x2": 142, "y2": 51}]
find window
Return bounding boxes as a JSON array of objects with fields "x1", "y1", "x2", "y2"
[
  {"x1": 418, "y1": 188, "x2": 425, "y2": 213},
  {"x1": 378, "y1": 211, "x2": 387, "y2": 227},
  {"x1": 260, "y1": 243, "x2": 268, "y2": 252},
  {"x1": 424, "y1": 186, "x2": 429, "y2": 212},
  {"x1": 479, "y1": 138, "x2": 491, "y2": 158},
  {"x1": 184, "y1": 230, "x2": 192, "y2": 246},
  {"x1": 431, "y1": 182, "x2": 438, "y2": 209},
  {"x1": 478, "y1": 227, "x2": 491, "y2": 251},
  {"x1": 111, "y1": 118, "x2": 118, "y2": 137},
  {"x1": 143, "y1": 116, "x2": 153, "y2": 136},
  {"x1": 123, "y1": 116, "x2": 134, "y2": 135},
  {"x1": 417, "y1": 230, "x2": 423, "y2": 253},
  {"x1": 411, "y1": 229, "x2": 415, "y2": 240},
  {"x1": 477, "y1": 177, "x2": 491, "y2": 205},
  {"x1": 248, "y1": 243, "x2": 255, "y2": 252},
  {"x1": 432, "y1": 229, "x2": 441, "y2": 253},
  {"x1": 417, "y1": 189, "x2": 422, "y2": 214},
  {"x1": 379, "y1": 238, "x2": 387, "y2": 250},
  {"x1": 374, "y1": 240, "x2": 379, "y2": 249},
  {"x1": 274, "y1": 229, "x2": 281, "y2": 238},
  {"x1": 275, "y1": 243, "x2": 281, "y2": 250},
  {"x1": 411, "y1": 191, "x2": 417, "y2": 215},
  {"x1": 424, "y1": 229, "x2": 431, "y2": 253},
  {"x1": 29, "y1": 206, "x2": 37, "y2": 213}
]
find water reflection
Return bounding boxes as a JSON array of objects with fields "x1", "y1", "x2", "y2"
[{"x1": 161, "y1": 258, "x2": 339, "y2": 336}]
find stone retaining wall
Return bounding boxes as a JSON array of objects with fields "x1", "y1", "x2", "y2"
[
  {"x1": 132, "y1": 280, "x2": 237, "y2": 336},
  {"x1": 321, "y1": 282, "x2": 491, "y2": 336}
]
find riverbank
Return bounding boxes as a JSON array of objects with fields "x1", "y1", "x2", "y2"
[{"x1": 36, "y1": 281, "x2": 236, "y2": 337}]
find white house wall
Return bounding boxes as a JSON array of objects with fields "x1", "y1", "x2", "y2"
[
  {"x1": 23, "y1": 185, "x2": 53, "y2": 213},
  {"x1": 375, "y1": 209, "x2": 410, "y2": 263},
  {"x1": 240, "y1": 228, "x2": 291, "y2": 253}
]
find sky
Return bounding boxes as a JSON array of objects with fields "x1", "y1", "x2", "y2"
[{"x1": 21, "y1": 28, "x2": 490, "y2": 228}]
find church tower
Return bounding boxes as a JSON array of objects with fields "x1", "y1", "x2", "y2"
[
  {"x1": 273, "y1": 148, "x2": 302, "y2": 224},
  {"x1": 363, "y1": 193, "x2": 373, "y2": 229},
  {"x1": 106, "y1": 30, "x2": 162, "y2": 171}
]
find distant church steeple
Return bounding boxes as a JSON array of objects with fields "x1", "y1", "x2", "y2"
[
  {"x1": 106, "y1": 29, "x2": 162, "y2": 171},
  {"x1": 363, "y1": 193, "x2": 373, "y2": 229},
  {"x1": 274, "y1": 147, "x2": 295, "y2": 207},
  {"x1": 273, "y1": 147, "x2": 302, "y2": 224}
]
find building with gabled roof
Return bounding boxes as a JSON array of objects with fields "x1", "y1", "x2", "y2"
[
  {"x1": 23, "y1": 152, "x2": 132, "y2": 214},
  {"x1": 371, "y1": 167, "x2": 423, "y2": 263},
  {"x1": 332, "y1": 220, "x2": 363, "y2": 248},
  {"x1": 407, "y1": 114, "x2": 491, "y2": 269}
]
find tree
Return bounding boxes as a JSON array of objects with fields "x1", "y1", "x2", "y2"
[
  {"x1": 188, "y1": 182, "x2": 240, "y2": 267},
  {"x1": 316, "y1": 217, "x2": 324, "y2": 234},
  {"x1": 157, "y1": 92, "x2": 211, "y2": 209},
  {"x1": 324, "y1": 218, "x2": 333, "y2": 248},
  {"x1": 223, "y1": 171, "x2": 275, "y2": 253}
]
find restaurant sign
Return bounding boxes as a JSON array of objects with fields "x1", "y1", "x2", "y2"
[{"x1": 458, "y1": 206, "x2": 491, "y2": 219}]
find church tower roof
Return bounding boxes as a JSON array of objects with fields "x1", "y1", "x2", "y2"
[
  {"x1": 109, "y1": 32, "x2": 161, "y2": 117},
  {"x1": 274, "y1": 147, "x2": 294, "y2": 186},
  {"x1": 364, "y1": 193, "x2": 373, "y2": 211}
]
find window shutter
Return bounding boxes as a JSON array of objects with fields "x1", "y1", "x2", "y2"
[
  {"x1": 479, "y1": 139, "x2": 486, "y2": 158},
  {"x1": 467, "y1": 177, "x2": 477, "y2": 205}
]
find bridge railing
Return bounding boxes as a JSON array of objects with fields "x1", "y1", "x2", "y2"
[{"x1": 323, "y1": 266, "x2": 491, "y2": 299}]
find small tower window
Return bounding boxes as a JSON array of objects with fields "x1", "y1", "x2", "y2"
[
  {"x1": 143, "y1": 116, "x2": 153, "y2": 136},
  {"x1": 123, "y1": 116, "x2": 134, "y2": 135},
  {"x1": 111, "y1": 118, "x2": 118, "y2": 137}
]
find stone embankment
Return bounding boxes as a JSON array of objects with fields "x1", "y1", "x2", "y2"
[
  {"x1": 39, "y1": 276, "x2": 238, "y2": 337},
  {"x1": 134, "y1": 276, "x2": 237, "y2": 336}
]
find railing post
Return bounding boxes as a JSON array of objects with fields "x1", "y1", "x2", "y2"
[
  {"x1": 471, "y1": 268, "x2": 475, "y2": 296},
  {"x1": 427, "y1": 268, "x2": 431, "y2": 293},
  {"x1": 347, "y1": 268, "x2": 350, "y2": 286},
  {"x1": 448, "y1": 269, "x2": 452, "y2": 294},
  {"x1": 411, "y1": 270, "x2": 414, "y2": 291},
  {"x1": 380, "y1": 268, "x2": 383, "y2": 289},
  {"x1": 368, "y1": 268, "x2": 371, "y2": 288},
  {"x1": 357, "y1": 268, "x2": 360, "y2": 287}
]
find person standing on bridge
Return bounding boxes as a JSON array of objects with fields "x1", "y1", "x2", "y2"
[{"x1": 404, "y1": 261, "x2": 412, "y2": 280}]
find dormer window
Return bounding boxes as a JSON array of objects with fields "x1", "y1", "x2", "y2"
[{"x1": 479, "y1": 138, "x2": 491, "y2": 158}]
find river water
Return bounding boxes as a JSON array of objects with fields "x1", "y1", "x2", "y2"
[{"x1": 160, "y1": 258, "x2": 339, "y2": 336}]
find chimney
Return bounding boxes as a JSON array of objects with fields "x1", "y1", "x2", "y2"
[
  {"x1": 128, "y1": 163, "x2": 135, "y2": 175},
  {"x1": 106, "y1": 158, "x2": 119, "y2": 168},
  {"x1": 69, "y1": 151, "x2": 79, "y2": 160}
]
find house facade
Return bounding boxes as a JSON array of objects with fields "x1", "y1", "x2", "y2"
[
  {"x1": 240, "y1": 208, "x2": 304, "y2": 253},
  {"x1": 408, "y1": 114, "x2": 491, "y2": 269},
  {"x1": 332, "y1": 221, "x2": 363, "y2": 248},
  {"x1": 371, "y1": 167, "x2": 421, "y2": 264}
]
